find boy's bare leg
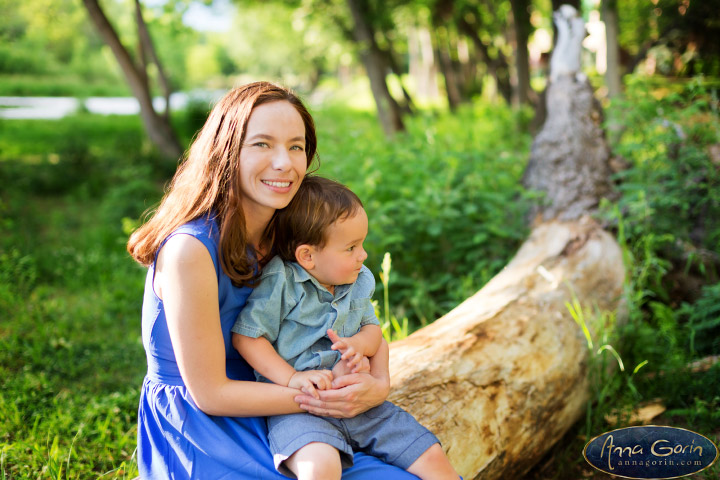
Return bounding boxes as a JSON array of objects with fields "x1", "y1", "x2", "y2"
[
  {"x1": 284, "y1": 442, "x2": 342, "y2": 480},
  {"x1": 406, "y1": 443, "x2": 459, "y2": 480}
]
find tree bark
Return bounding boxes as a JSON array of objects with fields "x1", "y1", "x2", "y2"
[
  {"x1": 82, "y1": 0, "x2": 182, "y2": 159},
  {"x1": 522, "y1": 75, "x2": 612, "y2": 221},
  {"x1": 135, "y1": 0, "x2": 173, "y2": 121},
  {"x1": 408, "y1": 26, "x2": 440, "y2": 101},
  {"x1": 387, "y1": 6, "x2": 623, "y2": 479},
  {"x1": 433, "y1": 27, "x2": 463, "y2": 111},
  {"x1": 379, "y1": 34, "x2": 416, "y2": 115},
  {"x1": 602, "y1": 0, "x2": 623, "y2": 98},
  {"x1": 457, "y1": 14, "x2": 513, "y2": 104},
  {"x1": 345, "y1": 0, "x2": 405, "y2": 136},
  {"x1": 510, "y1": 0, "x2": 533, "y2": 106}
]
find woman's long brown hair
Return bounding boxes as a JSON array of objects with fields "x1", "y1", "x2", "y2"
[{"x1": 127, "y1": 81, "x2": 318, "y2": 286}]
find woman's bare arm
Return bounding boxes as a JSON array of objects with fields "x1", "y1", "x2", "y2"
[{"x1": 156, "y1": 234, "x2": 303, "y2": 417}]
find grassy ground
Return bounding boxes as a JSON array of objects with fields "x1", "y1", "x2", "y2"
[{"x1": 1, "y1": 77, "x2": 719, "y2": 478}]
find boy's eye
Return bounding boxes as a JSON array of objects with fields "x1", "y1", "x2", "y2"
[{"x1": 348, "y1": 246, "x2": 355, "y2": 252}]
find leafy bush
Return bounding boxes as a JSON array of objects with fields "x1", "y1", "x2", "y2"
[
  {"x1": 599, "y1": 73, "x2": 720, "y2": 430},
  {"x1": 0, "y1": 43, "x2": 56, "y2": 75},
  {"x1": 601, "y1": 76, "x2": 720, "y2": 361},
  {"x1": 315, "y1": 103, "x2": 533, "y2": 325}
]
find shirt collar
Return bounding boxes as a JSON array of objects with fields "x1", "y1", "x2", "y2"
[{"x1": 288, "y1": 261, "x2": 353, "y2": 299}]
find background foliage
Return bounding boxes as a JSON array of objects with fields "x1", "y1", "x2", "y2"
[{"x1": 1, "y1": 0, "x2": 719, "y2": 478}]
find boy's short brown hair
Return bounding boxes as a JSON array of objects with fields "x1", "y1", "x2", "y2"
[{"x1": 274, "y1": 175, "x2": 363, "y2": 262}]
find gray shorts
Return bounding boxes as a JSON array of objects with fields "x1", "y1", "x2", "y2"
[{"x1": 267, "y1": 401, "x2": 439, "y2": 477}]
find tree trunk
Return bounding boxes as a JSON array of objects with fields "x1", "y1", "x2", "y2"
[
  {"x1": 525, "y1": 6, "x2": 612, "y2": 221},
  {"x1": 457, "y1": 15, "x2": 513, "y2": 104},
  {"x1": 602, "y1": 0, "x2": 623, "y2": 98},
  {"x1": 345, "y1": 0, "x2": 405, "y2": 136},
  {"x1": 433, "y1": 27, "x2": 463, "y2": 111},
  {"x1": 549, "y1": 0, "x2": 583, "y2": 58},
  {"x1": 134, "y1": 0, "x2": 173, "y2": 121},
  {"x1": 408, "y1": 26, "x2": 440, "y2": 101},
  {"x1": 380, "y1": 36, "x2": 417, "y2": 115},
  {"x1": 82, "y1": 0, "x2": 182, "y2": 159},
  {"x1": 387, "y1": 6, "x2": 622, "y2": 479},
  {"x1": 510, "y1": 0, "x2": 533, "y2": 106}
]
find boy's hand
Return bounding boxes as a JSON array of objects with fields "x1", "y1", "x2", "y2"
[
  {"x1": 288, "y1": 370, "x2": 333, "y2": 400},
  {"x1": 327, "y1": 329, "x2": 365, "y2": 373},
  {"x1": 332, "y1": 355, "x2": 371, "y2": 379}
]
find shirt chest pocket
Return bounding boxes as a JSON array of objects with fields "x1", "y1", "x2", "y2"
[
  {"x1": 349, "y1": 298, "x2": 368, "y2": 312},
  {"x1": 332, "y1": 299, "x2": 371, "y2": 337}
]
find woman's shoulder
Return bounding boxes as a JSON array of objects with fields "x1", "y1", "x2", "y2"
[
  {"x1": 173, "y1": 215, "x2": 218, "y2": 242},
  {"x1": 158, "y1": 215, "x2": 220, "y2": 273}
]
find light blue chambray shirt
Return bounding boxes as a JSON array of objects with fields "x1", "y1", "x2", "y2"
[{"x1": 231, "y1": 255, "x2": 380, "y2": 374}]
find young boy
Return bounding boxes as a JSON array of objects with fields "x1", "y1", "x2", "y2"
[{"x1": 232, "y1": 176, "x2": 458, "y2": 480}]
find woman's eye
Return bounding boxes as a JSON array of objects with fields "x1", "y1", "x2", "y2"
[
  {"x1": 254, "y1": 142, "x2": 269, "y2": 148},
  {"x1": 290, "y1": 145, "x2": 305, "y2": 151}
]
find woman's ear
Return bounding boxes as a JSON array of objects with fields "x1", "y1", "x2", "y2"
[{"x1": 295, "y1": 245, "x2": 315, "y2": 270}]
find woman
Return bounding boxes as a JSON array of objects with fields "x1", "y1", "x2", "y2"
[{"x1": 127, "y1": 82, "x2": 419, "y2": 478}]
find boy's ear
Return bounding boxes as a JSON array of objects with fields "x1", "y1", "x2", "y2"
[{"x1": 295, "y1": 244, "x2": 315, "y2": 270}]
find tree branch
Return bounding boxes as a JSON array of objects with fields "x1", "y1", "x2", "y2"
[{"x1": 135, "y1": 0, "x2": 173, "y2": 121}]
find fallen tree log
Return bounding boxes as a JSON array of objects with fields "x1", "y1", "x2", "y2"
[
  {"x1": 388, "y1": 217, "x2": 624, "y2": 479},
  {"x1": 387, "y1": 6, "x2": 626, "y2": 479}
]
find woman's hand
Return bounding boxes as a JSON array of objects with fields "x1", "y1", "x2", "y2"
[
  {"x1": 294, "y1": 372, "x2": 388, "y2": 418},
  {"x1": 294, "y1": 339, "x2": 392, "y2": 418}
]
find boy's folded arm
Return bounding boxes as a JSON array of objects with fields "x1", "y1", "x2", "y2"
[
  {"x1": 232, "y1": 334, "x2": 296, "y2": 387},
  {"x1": 352, "y1": 324, "x2": 383, "y2": 357}
]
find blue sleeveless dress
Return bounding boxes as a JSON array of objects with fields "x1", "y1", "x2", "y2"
[{"x1": 137, "y1": 216, "x2": 419, "y2": 479}]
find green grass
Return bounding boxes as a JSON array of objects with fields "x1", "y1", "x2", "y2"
[
  {"x1": 0, "y1": 113, "x2": 161, "y2": 478},
  {"x1": 0, "y1": 202, "x2": 145, "y2": 478}
]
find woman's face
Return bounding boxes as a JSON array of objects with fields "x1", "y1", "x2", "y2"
[{"x1": 239, "y1": 100, "x2": 308, "y2": 219}]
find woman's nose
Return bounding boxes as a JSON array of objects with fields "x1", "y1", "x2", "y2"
[{"x1": 272, "y1": 148, "x2": 292, "y2": 170}]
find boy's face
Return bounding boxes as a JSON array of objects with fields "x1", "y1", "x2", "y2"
[{"x1": 309, "y1": 208, "x2": 369, "y2": 290}]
